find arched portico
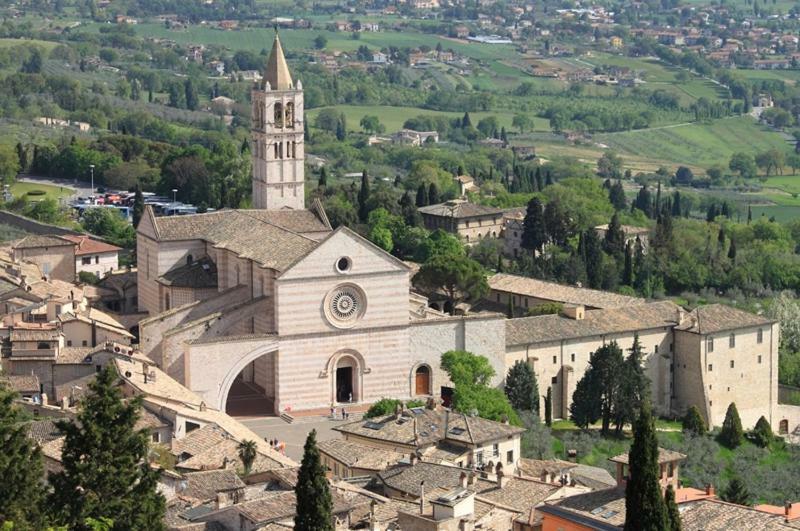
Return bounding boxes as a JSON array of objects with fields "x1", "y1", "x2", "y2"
[{"x1": 216, "y1": 342, "x2": 279, "y2": 413}]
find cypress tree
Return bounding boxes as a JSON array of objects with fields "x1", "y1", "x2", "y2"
[
  {"x1": 294, "y1": 429, "x2": 333, "y2": 531},
  {"x1": 48, "y1": 365, "x2": 165, "y2": 529},
  {"x1": 461, "y1": 111, "x2": 472, "y2": 128},
  {"x1": 358, "y1": 170, "x2": 370, "y2": 222},
  {"x1": 682, "y1": 405, "x2": 707, "y2": 436},
  {"x1": 545, "y1": 170, "x2": 553, "y2": 186},
  {"x1": 132, "y1": 186, "x2": 145, "y2": 228},
  {"x1": 504, "y1": 360, "x2": 539, "y2": 413},
  {"x1": 318, "y1": 166, "x2": 328, "y2": 188},
  {"x1": 624, "y1": 401, "x2": 668, "y2": 531},
  {"x1": 416, "y1": 184, "x2": 428, "y2": 207},
  {"x1": 583, "y1": 229, "x2": 604, "y2": 289},
  {"x1": 603, "y1": 212, "x2": 626, "y2": 258},
  {"x1": 671, "y1": 191, "x2": 682, "y2": 217},
  {"x1": 428, "y1": 182, "x2": 440, "y2": 205},
  {"x1": 727, "y1": 239, "x2": 737, "y2": 262},
  {"x1": 614, "y1": 333, "x2": 649, "y2": 435},
  {"x1": 521, "y1": 197, "x2": 546, "y2": 255},
  {"x1": 544, "y1": 386, "x2": 553, "y2": 427},
  {"x1": 722, "y1": 475, "x2": 751, "y2": 506},
  {"x1": 335, "y1": 115, "x2": 346, "y2": 141},
  {"x1": 719, "y1": 402, "x2": 744, "y2": 448},
  {"x1": 609, "y1": 180, "x2": 627, "y2": 210},
  {"x1": 665, "y1": 485, "x2": 682, "y2": 531},
  {"x1": 0, "y1": 382, "x2": 47, "y2": 529},
  {"x1": 623, "y1": 240, "x2": 634, "y2": 286},
  {"x1": 747, "y1": 205, "x2": 752, "y2": 224}
]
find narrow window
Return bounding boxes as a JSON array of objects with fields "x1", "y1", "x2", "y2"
[
  {"x1": 707, "y1": 337, "x2": 714, "y2": 352},
  {"x1": 708, "y1": 364, "x2": 713, "y2": 372},
  {"x1": 552, "y1": 356, "x2": 557, "y2": 364},
  {"x1": 729, "y1": 333, "x2": 736, "y2": 348},
  {"x1": 758, "y1": 355, "x2": 762, "y2": 364},
  {"x1": 493, "y1": 443, "x2": 499, "y2": 457},
  {"x1": 506, "y1": 450, "x2": 514, "y2": 464},
  {"x1": 730, "y1": 360, "x2": 735, "y2": 369},
  {"x1": 757, "y1": 328, "x2": 763, "y2": 344},
  {"x1": 655, "y1": 345, "x2": 659, "y2": 354},
  {"x1": 571, "y1": 353, "x2": 576, "y2": 363}
]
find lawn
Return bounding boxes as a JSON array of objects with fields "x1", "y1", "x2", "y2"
[
  {"x1": 595, "y1": 117, "x2": 790, "y2": 170},
  {"x1": 9, "y1": 181, "x2": 74, "y2": 202},
  {"x1": 306, "y1": 104, "x2": 550, "y2": 133}
]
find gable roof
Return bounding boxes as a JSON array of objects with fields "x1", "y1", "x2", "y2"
[
  {"x1": 506, "y1": 300, "x2": 680, "y2": 346},
  {"x1": 318, "y1": 439, "x2": 405, "y2": 472},
  {"x1": 489, "y1": 273, "x2": 644, "y2": 309},
  {"x1": 13, "y1": 235, "x2": 74, "y2": 250},
  {"x1": 142, "y1": 207, "x2": 328, "y2": 272},
  {"x1": 675, "y1": 304, "x2": 774, "y2": 335},
  {"x1": 158, "y1": 257, "x2": 218, "y2": 289},
  {"x1": 61, "y1": 235, "x2": 121, "y2": 255},
  {"x1": 182, "y1": 470, "x2": 245, "y2": 502}
]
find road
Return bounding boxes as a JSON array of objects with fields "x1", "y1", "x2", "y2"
[
  {"x1": 239, "y1": 415, "x2": 356, "y2": 462},
  {"x1": 18, "y1": 174, "x2": 94, "y2": 201}
]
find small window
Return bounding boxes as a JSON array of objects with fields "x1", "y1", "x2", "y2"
[
  {"x1": 708, "y1": 364, "x2": 713, "y2": 372},
  {"x1": 476, "y1": 451, "x2": 484, "y2": 466},
  {"x1": 36, "y1": 342, "x2": 50, "y2": 350},
  {"x1": 707, "y1": 338, "x2": 714, "y2": 352},
  {"x1": 67, "y1": 340, "x2": 72, "y2": 347},
  {"x1": 730, "y1": 360, "x2": 735, "y2": 369},
  {"x1": 758, "y1": 355, "x2": 762, "y2": 364},
  {"x1": 757, "y1": 329, "x2": 763, "y2": 344},
  {"x1": 571, "y1": 353, "x2": 576, "y2": 362},
  {"x1": 186, "y1": 254, "x2": 193, "y2": 265},
  {"x1": 729, "y1": 334, "x2": 736, "y2": 348},
  {"x1": 507, "y1": 450, "x2": 514, "y2": 464},
  {"x1": 551, "y1": 376, "x2": 558, "y2": 384},
  {"x1": 185, "y1": 421, "x2": 201, "y2": 433},
  {"x1": 95, "y1": 256, "x2": 99, "y2": 264},
  {"x1": 655, "y1": 345, "x2": 659, "y2": 354},
  {"x1": 336, "y1": 257, "x2": 351, "y2": 273},
  {"x1": 553, "y1": 356, "x2": 557, "y2": 364},
  {"x1": 81, "y1": 257, "x2": 92, "y2": 265},
  {"x1": 493, "y1": 443, "x2": 499, "y2": 457},
  {"x1": 668, "y1": 463, "x2": 674, "y2": 478},
  {"x1": 82, "y1": 340, "x2": 88, "y2": 347}
]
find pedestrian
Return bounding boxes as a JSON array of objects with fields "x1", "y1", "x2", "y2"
[
  {"x1": 330, "y1": 404, "x2": 335, "y2": 418},
  {"x1": 348, "y1": 392, "x2": 352, "y2": 403},
  {"x1": 341, "y1": 406, "x2": 346, "y2": 420}
]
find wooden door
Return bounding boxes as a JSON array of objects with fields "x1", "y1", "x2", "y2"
[{"x1": 415, "y1": 369, "x2": 430, "y2": 395}]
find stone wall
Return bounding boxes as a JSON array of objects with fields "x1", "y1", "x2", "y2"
[{"x1": 0, "y1": 210, "x2": 80, "y2": 236}]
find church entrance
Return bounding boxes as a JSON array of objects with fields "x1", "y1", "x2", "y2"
[
  {"x1": 336, "y1": 366, "x2": 353, "y2": 403},
  {"x1": 415, "y1": 366, "x2": 431, "y2": 395}
]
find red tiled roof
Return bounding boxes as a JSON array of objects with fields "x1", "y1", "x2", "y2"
[{"x1": 61, "y1": 235, "x2": 122, "y2": 256}]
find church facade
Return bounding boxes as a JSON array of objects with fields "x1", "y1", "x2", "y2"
[{"x1": 135, "y1": 36, "x2": 797, "y2": 433}]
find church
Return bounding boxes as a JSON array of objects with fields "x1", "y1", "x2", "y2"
[
  {"x1": 135, "y1": 35, "x2": 798, "y2": 434},
  {"x1": 136, "y1": 35, "x2": 506, "y2": 416}
]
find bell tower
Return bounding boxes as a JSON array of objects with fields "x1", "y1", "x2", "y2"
[{"x1": 251, "y1": 34, "x2": 305, "y2": 210}]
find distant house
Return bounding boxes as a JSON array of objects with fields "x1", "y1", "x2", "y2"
[
  {"x1": 372, "y1": 51, "x2": 389, "y2": 64},
  {"x1": 217, "y1": 20, "x2": 238, "y2": 30},
  {"x1": 418, "y1": 199, "x2": 504, "y2": 244},
  {"x1": 453, "y1": 24, "x2": 470, "y2": 38},
  {"x1": 61, "y1": 235, "x2": 121, "y2": 279},
  {"x1": 207, "y1": 60, "x2": 225, "y2": 75},
  {"x1": 391, "y1": 129, "x2": 439, "y2": 146},
  {"x1": 454, "y1": 175, "x2": 479, "y2": 196},
  {"x1": 12, "y1": 235, "x2": 76, "y2": 282},
  {"x1": 594, "y1": 224, "x2": 650, "y2": 249}
]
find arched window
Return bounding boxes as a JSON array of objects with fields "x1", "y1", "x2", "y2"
[
  {"x1": 274, "y1": 102, "x2": 283, "y2": 127},
  {"x1": 285, "y1": 102, "x2": 294, "y2": 128},
  {"x1": 415, "y1": 365, "x2": 431, "y2": 395}
]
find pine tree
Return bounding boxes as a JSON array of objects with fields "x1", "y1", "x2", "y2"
[
  {"x1": 682, "y1": 405, "x2": 707, "y2": 436},
  {"x1": 544, "y1": 386, "x2": 553, "y2": 427},
  {"x1": 521, "y1": 197, "x2": 546, "y2": 255},
  {"x1": 416, "y1": 184, "x2": 428, "y2": 207},
  {"x1": 358, "y1": 170, "x2": 370, "y2": 222},
  {"x1": 751, "y1": 415, "x2": 773, "y2": 448},
  {"x1": 624, "y1": 401, "x2": 668, "y2": 531},
  {"x1": 294, "y1": 430, "x2": 333, "y2": 531},
  {"x1": 48, "y1": 365, "x2": 165, "y2": 529},
  {"x1": 0, "y1": 382, "x2": 47, "y2": 529},
  {"x1": 238, "y1": 440, "x2": 257, "y2": 475},
  {"x1": 719, "y1": 402, "x2": 744, "y2": 448},
  {"x1": 665, "y1": 485, "x2": 682, "y2": 531},
  {"x1": 318, "y1": 166, "x2": 328, "y2": 188},
  {"x1": 428, "y1": 182, "x2": 440, "y2": 205},
  {"x1": 132, "y1": 186, "x2": 145, "y2": 228},
  {"x1": 504, "y1": 360, "x2": 539, "y2": 413},
  {"x1": 722, "y1": 475, "x2": 751, "y2": 506}
]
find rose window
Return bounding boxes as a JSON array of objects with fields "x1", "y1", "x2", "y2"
[{"x1": 324, "y1": 284, "x2": 366, "y2": 328}]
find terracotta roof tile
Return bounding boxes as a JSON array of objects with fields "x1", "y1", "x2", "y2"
[
  {"x1": 418, "y1": 200, "x2": 503, "y2": 219},
  {"x1": 2, "y1": 374, "x2": 40, "y2": 393},
  {"x1": 318, "y1": 439, "x2": 405, "y2": 471},
  {"x1": 61, "y1": 235, "x2": 121, "y2": 255},
  {"x1": 13, "y1": 235, "x2": 73, "y2": 249},
  {"x1": 182, "y1": 469, "x2": 245, "y2": 502},
  {"x1": 489, "y1": 273, "x2": 644, "y2": 309},
  {"x1": 675, "y1": 304, "x2": 774, "y2": 334}
]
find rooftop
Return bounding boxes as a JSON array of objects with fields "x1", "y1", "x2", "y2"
[
  {"x1": 317, "y1": 438, "x2": 405, "y2": 472},
  {"x1": 489, "y1": 273, "x2": 644, "y2": 310},
  {"x1": 506, "y1": 300, "x2": 680, "y2": 346},
  {"x1": 609, "y1": 447, "x2": 687, "y2": 465},
  {"x1": 13, "y1": 234, "x2": 74, "y2": 250},
  {"x1": 182, "y1": 469, "x2": 246, "y2": 502},
  {"x1": 2, "y1": 373, "x2": 40, "y2": 393},
  {"x1": 675, "y1": 304, "x2": 774, "y2": 335},
  {"x1": 680, "y1": 498, "x2": 800, "y2": 530},
  {"x1": 264, "y1": 34, "x2": 293, "y2": 91},
  {"x1": 157, "y1": 257, "x2": 218, "y2": 289},
  {"x1": 418, "y1": 200, "x2": 504, "y2": 219},
  {"x1": 61, "y1": 234, "x2": 122, "y2": 256}
]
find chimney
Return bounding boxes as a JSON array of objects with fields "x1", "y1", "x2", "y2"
[
  {"x1": 705, "y1": 484, "x2": 715, "y2": 496},
  {"x1": 215, "y1": 491, "x2": 232, "y2": 510},
  {"x1": 419, "y1": 481, "x2": 425, "y2": 515},
  {"x1": 410, "y1": 453, "x2": 418, "y2": 465},
  {"x1": 148, "y1": 370, "x2": 157, "y2": 382},
  {"x1": 468, "y1": 473, "x2": 476, "y2": 486},
  {"x1": 460, "y1": 471, "x2": 468, "y2": 489},
  {"x1": 677, "y1": 307, "x2": 687, "y2": 325},
  {"x1": 562, "y1": 305, "x2": 585, "y2": 320},
  {"x1": 497, "y1": 468, "x2": 509, "y2": 488}
]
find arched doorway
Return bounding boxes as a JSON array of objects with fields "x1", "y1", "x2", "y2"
[
  {"x1": 225, "y1": 353, "x2": 276, "y2": 417},
  {"x1": 415, "y1": 365, "x2": 431, "y2": 396},
  {"x1": 779, "y1": 419, "x2": 789, "y2": 435},
  {"x1": 334, "y1": 356, "x2": 359, "y2": 404}
]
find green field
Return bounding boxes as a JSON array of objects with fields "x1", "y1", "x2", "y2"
[
  {"x1": 0, "y1": 37, "x2": 59, "y2": 52},
  {"x1": 9, "y1": 182, "x2": 74, "y2": 202},
  {"x1": 596, "y1": 117, "x2": 790, "y2": 170},
  {"x1": 307, "y1": 104, "x2": 550, "y2": 133}
]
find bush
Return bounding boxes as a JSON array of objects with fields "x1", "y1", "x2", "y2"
[
  {"x1": 750, "y1": 416, "x2": 773, "y2": 448},
  {"x1": 26, "y1": 190, "x2": 46, "y2": 196},
  {"x1": 363, "y1": 398, "x2": 425, "y2": 419},
  {"x1": 682, "y1": 406, "x2": 707, "y2": 436},
  {"x1": 78, "y1": 271, "x2": 99, "y2": 285}
]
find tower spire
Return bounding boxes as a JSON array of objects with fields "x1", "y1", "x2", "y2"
[{"x1": 264, "y1": 33, "x2": 293, "y2": 91}]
